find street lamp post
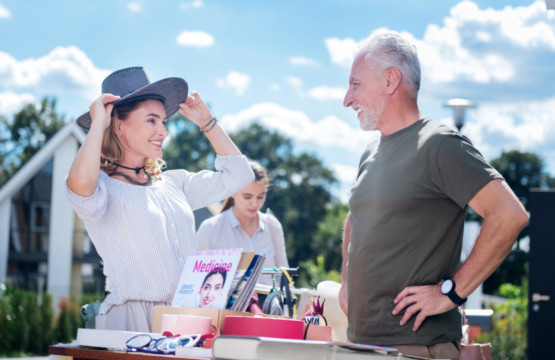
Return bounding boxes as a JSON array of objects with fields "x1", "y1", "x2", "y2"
[{"x1": 443, "y1": 98, "x2": 476, "y2": 132}]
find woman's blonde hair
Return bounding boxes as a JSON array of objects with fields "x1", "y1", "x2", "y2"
[
  {"x1": 99, "y1": 98, "x2": 165, "y2": 176},
  {"x1": 221, "y1": 159, "x2": 269, "y2": 213}
]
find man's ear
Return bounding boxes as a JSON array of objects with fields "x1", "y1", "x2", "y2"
[{"x1": 384, "y1": 68, "x2": 402, "y2": 94}]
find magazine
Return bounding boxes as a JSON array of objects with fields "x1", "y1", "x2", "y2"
[{"x1": 171, "y1": 248, "x2": 243, "y2": 309}]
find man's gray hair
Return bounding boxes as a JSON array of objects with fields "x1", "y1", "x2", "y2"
[{"x1": 356, "y1": 31, "x2": 421, "y2": 99}]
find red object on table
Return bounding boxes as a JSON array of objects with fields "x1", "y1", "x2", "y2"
[{"x1": 223, "y1": 315, "x2": 304, "y2": 340}]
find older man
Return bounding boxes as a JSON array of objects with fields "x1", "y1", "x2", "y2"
[{"x1": 339, "y1": 31, "x2": 528, "y2": 359}]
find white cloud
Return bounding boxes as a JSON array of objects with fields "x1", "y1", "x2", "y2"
[
  {"x1": 324, "y1": 37, "x2": 358, "y2": 67},
  {"x1": 0, "y1": 47, "x2": 109, "y2": 99},
  {"x1": 180, "y1": 0, "x2": 203, "y2": 10},
  {"x1": 0, "y1": 91, "x2": 37, "y2": 118},
  {"x1": 331, "y1": 163, "x2": 357, "y2": 186},
  {"x1": 0, "y1": 3, "x2": 11, "y2": 18},
  {"x1": 216, "y1": 71, "x2": 250, "y2": 96},
  {"x1": 127, "y1": 2, "x2": 142, "y2": 12},
  {"x1": 463, "y1": 97, "x2": 555, "y2": 162},
  {"x1": 418, "y1": 0, "x2": 555, "y2": 90},
  {"x1": 289, "y1": 56, "x2": 317, "y2": 66},
  {"x1": 307, "y1": 86, "x2": 346, "y2": 101},
  {"x1": 220, "y1": 102, "x2": 376, "y2": 152},
  {"x1": 286, "y1": 76, "x2": 302, "y2": 88},
  {"x1": 330, "y1": 163, "x2": 358, "y2": 203},
  {"x1": 324, "y1": 2, "x2": 555, "y2": 102},
  {"x1": 176, "y1": 30, "x2": 214, "y2": 47}
]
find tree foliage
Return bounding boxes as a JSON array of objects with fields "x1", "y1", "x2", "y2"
[
  {"x1": 0, "y1": 97, "x2": 66, "y2": 187},
  {"x1": 484, "y1": 150, "x2": 555, "y2": 293},
  {"x1": 490, "y1": 150, "x2": 552, "y2": 208}
]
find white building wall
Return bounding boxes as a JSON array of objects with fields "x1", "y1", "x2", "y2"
[
  {"x1": 47, "y1": 136, "x2": 78, "y2": 306},
  {"x1": 462, "y1": 221, "x2": 483, "y2": 308},
  {"x1": 0, "y1": 200, "x2": 10, "y2": 283}
]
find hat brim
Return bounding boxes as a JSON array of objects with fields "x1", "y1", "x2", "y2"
[{"x1": 76, "y1": 77, "x2": 188, "y2": 130}]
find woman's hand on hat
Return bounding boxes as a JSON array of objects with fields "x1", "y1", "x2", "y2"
[
  {"x1": 178, "y1": 91, "x2": 212, "y2": 128},
  {"x1": 90, "y1": 94, "x2": 120, "y2": 130}
]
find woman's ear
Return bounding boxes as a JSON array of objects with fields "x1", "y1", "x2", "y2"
[{"x1": 113, "y1": 118, "x2": 124, "y2": 137}]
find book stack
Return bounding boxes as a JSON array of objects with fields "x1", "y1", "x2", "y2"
[{"x1": 226, "y1": 253, "x2": 266, "y2": 311}]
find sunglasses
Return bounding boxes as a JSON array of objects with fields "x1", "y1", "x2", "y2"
[{"x1": 126, "y1": 333, "x2": 210, "y2": 354}]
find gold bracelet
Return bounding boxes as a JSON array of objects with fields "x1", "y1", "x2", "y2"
[{"x1": 201, "y1": 117, "x2": 218, "y2": 133}]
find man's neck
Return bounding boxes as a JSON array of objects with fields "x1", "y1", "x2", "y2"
[{"x1": 379, "y1": 100, "x2": 421, "y2": 137}]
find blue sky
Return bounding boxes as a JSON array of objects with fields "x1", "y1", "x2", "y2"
[{"x1": 1, "y1": 0, "x2": 554, "y2": 201}]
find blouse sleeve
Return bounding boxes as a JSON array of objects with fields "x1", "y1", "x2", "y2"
[
  {"x1": 178, "y1": 155, "x2": 254, "y2": 211},
  {"x1": 64, "y1": 171, "x2": 110, "y2": 222},
  {"x1": 268, "y1": 215, "x2": 289, "y2": 268},
  {"x1": 196, "y1": 218, "x2": 216, "y2": 250}
]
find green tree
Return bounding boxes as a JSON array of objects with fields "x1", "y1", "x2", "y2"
[
  {"x1": 0, "y1": 97, "x2": 66, "y2": 187},
  {"x1": 490, "y1": 150, "x2": 553, "y2": 209},
  {"x1": 163, "y1": 114, "x2": 214, "y2": 172},
  {"x1": 484, "y1": 150, "x2": 554, "y2": 293},
  {"x1": 312, "y1": 202, "x2": 349, "y2": 272}
]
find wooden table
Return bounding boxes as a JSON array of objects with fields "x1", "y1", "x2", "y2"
[{"x1": 48, "y1": 344, "x2": 205, "y2": 360}]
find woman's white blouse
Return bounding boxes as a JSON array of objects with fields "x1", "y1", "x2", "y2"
[
  {"x1": 196, "y1": 207, "x2": 289, "y2": 285},
  {"x1": 65, "y1": 155, "x2": 254, "y2": 306}
]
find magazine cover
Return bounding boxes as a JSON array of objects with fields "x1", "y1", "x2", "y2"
[{"x1": 171, "y1": 248, "x2": 243, "y2": 309}]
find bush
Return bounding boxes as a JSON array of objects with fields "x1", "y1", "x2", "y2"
[
  {"x1": 297, "y1": 255, "x2": 341, "y2": 289},
  {"x1": 0, "y1": 284, "x2": 90, "y2": 357},
  {"x1": 477, "y1": 282, "x2": 528, "y2": 360}
]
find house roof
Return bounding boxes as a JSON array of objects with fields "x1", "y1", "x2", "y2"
[{"x1": 0, "y1": 122, "x2": 86, "y2": 204}]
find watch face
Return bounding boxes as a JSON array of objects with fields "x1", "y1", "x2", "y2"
[{"x1": 441, "y1": 280, "x2": 453, "y2": 294}]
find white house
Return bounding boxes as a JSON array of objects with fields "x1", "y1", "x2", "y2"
[{"x1": 0, "y1": 122, "x2": 94, "y2": 307}]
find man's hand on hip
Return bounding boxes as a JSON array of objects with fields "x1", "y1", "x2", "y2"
[{"x1": 392, "y1": 284, "x2": 457, "y2": 331}]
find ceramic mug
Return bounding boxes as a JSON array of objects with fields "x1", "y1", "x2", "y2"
[
  {"x1": 175, "y1": 314, "x2": 220, "y2": 336},
  {"x1": 160, "y1": 314, "x2": 179, "y2": 334}
]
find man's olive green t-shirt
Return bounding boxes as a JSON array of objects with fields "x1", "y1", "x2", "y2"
[{"x1": 347, "y1": 118, "x2": 502, "y2": 346}]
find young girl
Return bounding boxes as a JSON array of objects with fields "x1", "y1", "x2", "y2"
[{"x1": 196, "y1": 160, "x2": 288, "y2": 286}]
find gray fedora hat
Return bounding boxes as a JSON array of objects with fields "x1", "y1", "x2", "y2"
[{"x1": 76, "y1": 66, "x2": 188, "y2": 129}]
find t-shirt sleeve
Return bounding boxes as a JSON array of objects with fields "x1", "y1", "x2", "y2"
[
  {"x1": 176, "y1": 155, "x2": 255, "y2": 211},
  {"x1": 64, "y1": 172, "x2": 109, "y2": 222},
  {"x1": 432, "y1": 134, "x2": 503, "y2": 208}
]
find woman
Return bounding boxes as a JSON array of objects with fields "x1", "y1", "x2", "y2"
[
  {"x1": 197, "y1": 270, "x2": 227, "y2": 308},
  {"x1": 65, "y1": 67, "x2": 254, "y2": 332},
  {"x1": 197, "y1": 160, "x2": 288, "y2": 286}
]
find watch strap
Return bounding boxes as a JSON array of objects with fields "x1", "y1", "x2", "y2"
[
  {"x1": 447, "y1": 288, "x2": 467, "y2": 306},
  {"x1": 443, "y1": 278, "x2": 467, "y2": 306}
]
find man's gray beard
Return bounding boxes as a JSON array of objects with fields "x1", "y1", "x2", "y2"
[
  {"x1": 360, "y1": 114, "x2": 378, "y2": 131},
  {"x1": 360, "y1": 101, "x2": 384, "y2": 131}
]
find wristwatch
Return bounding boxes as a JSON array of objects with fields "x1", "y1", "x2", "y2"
[{"x1": 441, "y1": 278, "x2": 467, "y2": 306}]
